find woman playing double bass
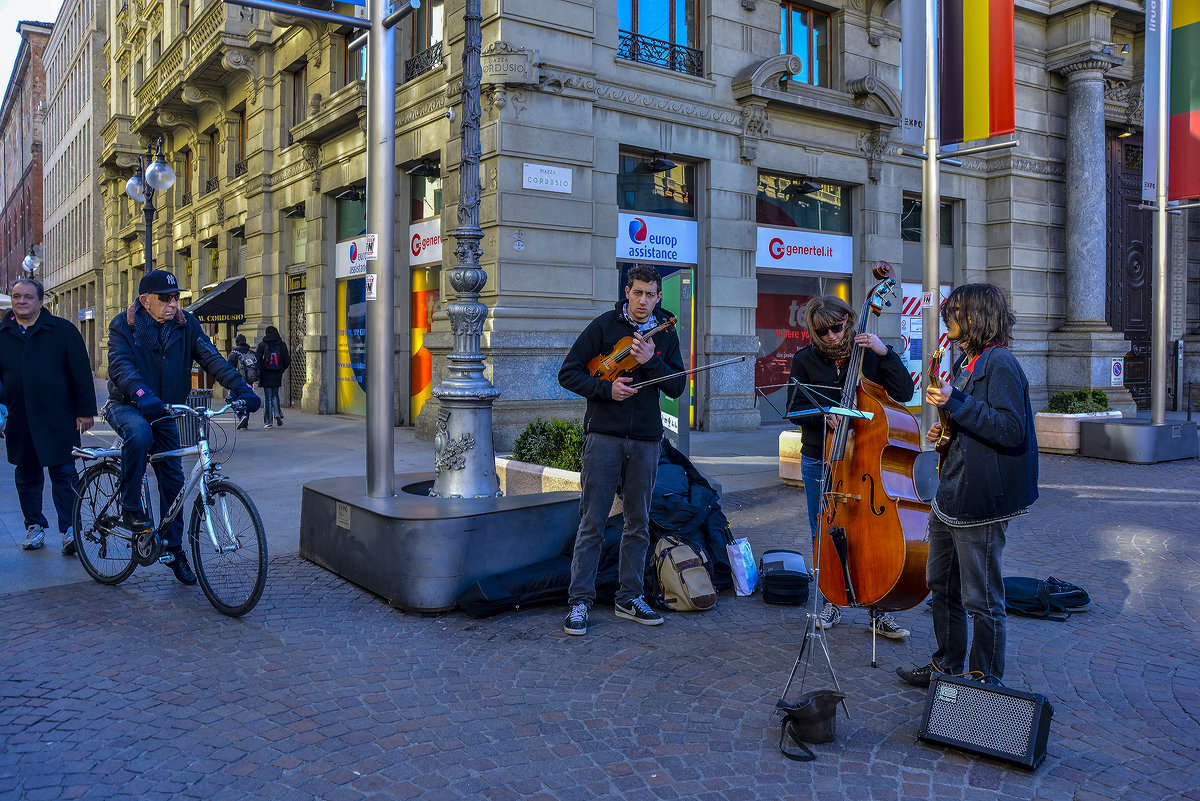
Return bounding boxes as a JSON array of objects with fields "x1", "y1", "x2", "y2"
[{"x1": 786, "y1": 295, "x2": 914, "y2": 638}]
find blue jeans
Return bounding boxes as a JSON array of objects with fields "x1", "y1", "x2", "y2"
[
  {"x1": 263, "y1": 387, "x2": 282, "y2": 425},
  {"x1": 926, "y1": 514, "x2": 1009, "y2": 680},
  {"x1": 107, "y1": 403, "x2": 186, "y2": 550},
  {"x1": 14, "y1": 460, "x2": 78, "y2": 533},
  {"x1": 800, "y1": 454, "x2": 825, "y2": 543},
  {"x1": 568, "y1": 433, "x2": 659, "y2": 608}
]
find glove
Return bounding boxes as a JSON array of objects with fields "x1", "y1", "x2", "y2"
[
  {"x1": 133, "y1": 387, "x2": 168, "y2": 421},
  {"x1": 230, "y1": 382, "x2": 262, "y2": 413},
  {"x1": 0, "y1": 403, "x2": 7, "y2": 436}
]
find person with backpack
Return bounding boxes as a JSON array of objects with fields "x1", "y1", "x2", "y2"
[
  {"x1": 227, "y1": 334, "x2": 258, "y2": 430},
  {"x1": 256, "y1": 325, "x2": 291, "y2": 429},
  {"x1": 896, "y1": 283, "x2": 1039, "y2": 689}
]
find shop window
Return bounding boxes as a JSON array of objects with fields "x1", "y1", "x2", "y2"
[
  {"x1": 336, "y1": 196, "x2": 367, "y2": 240},
  {"x1": 290, "y1": 216, "x2": 307, "y2": 266},
  {"x1": 617, "y1": 152, "x2": 696, "y2": 218},
  {"x1": 900, "y1": 195, "x2": 953, "y2": 244},
  {"x1": 780, "y1": 2, "x2": 830, "y2": 88},
  {"x1": 757, "y1": 172, "x2": 849, "y2": 233},
  {"x1": 617, "y1": 0, "x2": 702, "y2": 76},
  {"x1": 344, "y1": 38, "x2": 367, "y2": 86},
  {"x1": 410, "y1": 171, "x2": 443, "y2": 223}
]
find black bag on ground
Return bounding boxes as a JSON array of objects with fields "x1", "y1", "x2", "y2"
[
  {"x1": 1003, "y1": 575, "x2": 1091, "y2": 621},
  {"x1": 760, "y1": 549, "x2": 811, "y2": 606}
]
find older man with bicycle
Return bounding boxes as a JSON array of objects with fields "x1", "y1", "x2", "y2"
[{"x1": 106, "y1": 269, "x2": 260, "y2": 584}]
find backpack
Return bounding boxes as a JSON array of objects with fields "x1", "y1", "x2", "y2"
[
  {"x1": 237, "y1": 349, "x2": 261, "y2": 384},
  {"x1": 1003, "y1": 576, "x2": 1092, "y2": 621},
  {"x1": 263, "y1": 343, "x2": 283, "y2": 371},
  {"x1": 652, "y1": 536, "x2": 716, "y2": 612}
]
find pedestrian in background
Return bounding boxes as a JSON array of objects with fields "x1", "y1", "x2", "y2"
[
  {"x1": 227, "y1": 334, "x2": 257, "y2": 430},
  {"x1": 256, "y1": 325, "x2": 291, "y2": 429},
  {"x1": 0, "y1": 278, "x2": 97, "y2": 554}
]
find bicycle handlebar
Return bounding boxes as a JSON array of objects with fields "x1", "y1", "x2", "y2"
[{"x1": 165, "y1": 401, "x2": 241, "y2": 421}]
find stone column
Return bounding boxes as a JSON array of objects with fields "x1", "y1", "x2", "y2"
[{"x1": 1046, "y1": 56, "x2": 1136, "y2": 413}]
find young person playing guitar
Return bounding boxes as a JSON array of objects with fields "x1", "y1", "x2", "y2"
[{"x1": 897, "y1": 283, "x2": 1039, "y2": 687}]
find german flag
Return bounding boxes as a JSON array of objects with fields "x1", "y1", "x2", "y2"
[
  {"x1": 1169, "y1": 0, "x2": 1200, "y2": 200},
  {"x1": 939, "y1": 0, "x2": 1016, "y2": 146}
]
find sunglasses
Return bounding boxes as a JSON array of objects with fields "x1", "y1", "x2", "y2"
[
  {"x1": 156, "y1": 292, "x2": 181, "y2": 303},
  {"x1": 813, "y1": 321, "x2": 846, "y2": 338}
]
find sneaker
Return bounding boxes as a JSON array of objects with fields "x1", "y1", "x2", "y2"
[
  {"x1": 614, "y1": 596, "x2": 663, "y2": 626},
  {"x1": 160, "y1": 549, "x2": 197, "y2": 585},
  {"x1": 236, "y1": 418, "x2": 249, "y2": 430},
  {"x1": 263, "y1": 424, "x2": 273, "y2": 429},
  {"x1": 816, "y1": 601, "x2": 841, "y2": 630},
  {"x1": 275, "y1": 414, "x2": 284, "y2": 427},
  {"x1": 60, "y1": 527, "x2": 76, "y2": 556},
  {"x1": 896, "y1": 662, "x2": 940, "y2": 688},
  {"x1": 21, "y1": 525, "x2": 45, "y2": 550},
  {"x1": 121, "y1": 509, "x2": 153, "y2": 533},
  {"x1": 563, "y1": 602, "x2": 588, "y2": 636},
  {"x1": 869, "y1": 612, "x2": 910, "y2": 640}
]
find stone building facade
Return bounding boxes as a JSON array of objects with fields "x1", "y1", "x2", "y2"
[
  {"x1": 43, "y1": 0, "x2": 108, "y2": 368},
  {"x1": 0, "y1": 22, "x2": 53, "y2": 294},
  {"x1": 95, "y1": 0, "x2": 1198, "y2": 445}
]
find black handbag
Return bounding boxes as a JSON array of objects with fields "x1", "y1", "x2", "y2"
[
  {"x1": 776, "y1": 689, "x2": 845, "y2": 761},
  {"x1": 760, "y1": 549, "x2": 811, "y2": 605}
]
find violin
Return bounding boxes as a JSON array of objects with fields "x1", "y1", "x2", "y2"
[
  {"x1": 928, "y1": 348, "x2": 952, "y2": 461},
  {"x1": 587, "y1": 316, "x2": 677, "y2": 382},
  {"x1": 816, "y1": 261, "x2": 930, "y2": 613}
]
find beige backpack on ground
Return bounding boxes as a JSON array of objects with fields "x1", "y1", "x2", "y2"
[{"x1": 652, "y1": 536, "x2": 717, "y2": 611}]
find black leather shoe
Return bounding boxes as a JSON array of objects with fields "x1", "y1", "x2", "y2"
[
  {"x1": 121, "y1": 509, "x2": 153, "y2": 533},
  {"x1": 896, "y1": 662, "x2": 937, "y2": 687},
  {"x1": 162, "y1": 549, "x2": 197, "y2": 585}
]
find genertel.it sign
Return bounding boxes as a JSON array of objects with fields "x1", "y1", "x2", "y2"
[
  {"x1": 755, "y1": 226, "x2": 852, "y2": 274},
  {"x1": 409, "y1": 218, "x2": 442, "y2": 267}
]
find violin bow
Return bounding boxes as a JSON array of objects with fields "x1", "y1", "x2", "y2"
[{"x1": 626, "y1": 356, "x2": 747, "y2": 390}]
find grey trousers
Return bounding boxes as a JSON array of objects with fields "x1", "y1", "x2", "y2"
[{"x1": 568, "y1": 433, "x2": 660, "y2": 607}]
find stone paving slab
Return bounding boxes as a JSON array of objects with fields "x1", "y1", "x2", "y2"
[{"x1": 0, "y1": 454, "x2": 1198, "y2": 799}]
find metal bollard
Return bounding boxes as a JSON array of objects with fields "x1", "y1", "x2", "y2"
[{"x1": 1188, "y1": 381, "x2": 1193, "y2": 422}]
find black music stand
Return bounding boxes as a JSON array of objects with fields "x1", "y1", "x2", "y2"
[{"x1": 777, "y1": 382, "x2": 872, "y2": 710}]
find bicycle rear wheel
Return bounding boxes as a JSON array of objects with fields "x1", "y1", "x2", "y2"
[
  {"x1": 73, "y1": 463, "x2": 136, "y2": 585},
  {"x1": 189, "y1": 480, "x2": 267, "y2": 617}
]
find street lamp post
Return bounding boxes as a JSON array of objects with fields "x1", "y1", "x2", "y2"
[
  {"x1": 21, "y1": 245, "x2": 41, "y2": 279},
  {"x1": 125, "y1": 137, "x2": 177, "y2": 272}
]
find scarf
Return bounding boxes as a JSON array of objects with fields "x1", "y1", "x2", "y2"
[
  {"x1": 811, "y1": 325, "x2": 854, "y2": 363},
  {"x1": 621, "y1": 303, "x2": 659, "y2": 334},
  {"x1": 132, "y1": 303, "x2": 176, "y2": 353}
]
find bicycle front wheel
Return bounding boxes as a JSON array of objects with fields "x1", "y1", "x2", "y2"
[
  {"x1": 189, "y1": 480, "x2": 267, "y2": 617},
  {"x1": 73, "y1": 463, "x2": 136, "y2": 585}
]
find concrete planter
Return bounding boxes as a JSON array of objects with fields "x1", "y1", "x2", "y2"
[
  {"x1": 496, "y1": 457, "x2": 622, "y2": 516},
  {"x1": 1035, "y1": 410, "x2": 1122, "y2": 454},
  {"x1": 779, "y1": 430, "x2": 804, "y2": 486}
]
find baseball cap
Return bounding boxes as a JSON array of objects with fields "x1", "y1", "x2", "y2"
[{"x1": 139, "y1": 269, "x2": 180, "y2": 295}]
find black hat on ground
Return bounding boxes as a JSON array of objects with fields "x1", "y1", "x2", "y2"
[{"x1": 139, "y1": 269, "x2": 180, "y2": 295}]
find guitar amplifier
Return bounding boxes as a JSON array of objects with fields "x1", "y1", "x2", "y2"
[{"x1": 919, "y1": 674, "x2": 1053, "y2": 769}]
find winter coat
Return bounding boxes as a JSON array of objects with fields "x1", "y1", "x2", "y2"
[
  {"x1": 255, "y1": 331, "x2": 291, "y2": 389},
  {"x1": 0, "y1": 310, "x2": 97, "y2": 467},
  {"x1": 107, "y1": 303, "x2": 243, "y2": 406},
  {"x1": 786, "y1": 342, "x2": 914, "y2": 460},
  {"x1": 933, "y1": 346, "x2": 1039, "y2": 523},
  {"x1": 558, "y1": 301, "x2": 686, "y2": 442}
]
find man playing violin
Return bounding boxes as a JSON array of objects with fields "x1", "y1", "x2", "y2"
[
  {"x1": 558, "y1": 264, "x2": 686, "y2": 636},
  {"x1": 786, "y1": 295, "x2": 914, "y2": 638},
  {"x1": 897, "y1": 283, "x2": 1038, "y2": 688}
]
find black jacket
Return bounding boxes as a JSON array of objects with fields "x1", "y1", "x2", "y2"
[
  {"x1": 0, "y1": 311, "x2": 97, "y2": 466},
  {"x1": 786, "y1": 342, "x2": 914, "y2": 460},
  {"x1": 933, "y1": 346, "x2": 1039, "y2": 523},
  {"x1": 256, "y1": 331, "x2": 291, "y2": 389},
  {"x1": 107, "y1": 303, "x2": 243, "y2": 406},
  {"x1": 558, "y1": 302, "x2": 686, "y2": 442}
]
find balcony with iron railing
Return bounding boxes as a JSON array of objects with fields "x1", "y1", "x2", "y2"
[
  {"x1": 617, "y1": 31, "x2": 703, "y2": 77},
  {"x1": 234, "y1": 159, "x2": 248, "y2": 177},
  {"x1": 405, "y1": 41, "x2": 444, "y2": 83},
  {"x1": 179, "y1": 191, "x2": 193, "y2": 207},
  {"x1": 204, "y1": 177, "x2": 219, "y2": 195}
]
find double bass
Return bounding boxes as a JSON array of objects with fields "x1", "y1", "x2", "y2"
[{"x1": 816, "y1": 261, "x2": 930, "y2": 613}]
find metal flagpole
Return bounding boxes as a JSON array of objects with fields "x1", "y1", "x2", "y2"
[
  {"x1": 1150, "y1": 0, "x2": 1171, "y2": 426},
  {"x1": 921, "y1": 0, "x2": 941, "y2": 436}
]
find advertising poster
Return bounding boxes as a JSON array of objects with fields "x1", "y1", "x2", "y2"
[
  {"x1": 755, "y1": 288, "x2": 814, "y2": 423},
  {"x1": 900, "y1": 282, "x2": 952, "y2": 409},
  {"x1": 335, "y1": 237, "x2": 369, "y2": 416},
  {"x1": 410, "y1": 268, "x2": 440, "y2": 420}
]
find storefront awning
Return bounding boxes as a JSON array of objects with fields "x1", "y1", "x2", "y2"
[{"x1": 186, "y1": 276, "x2": 246, "y2": 325}]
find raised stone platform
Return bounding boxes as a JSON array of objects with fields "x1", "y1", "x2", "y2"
[
  {"x1": 1078, "y1": 418, "x2": 1199, "y2": 463},
  {"x1": 299, "y1": 473, "x2": 580, "y2": 612}
]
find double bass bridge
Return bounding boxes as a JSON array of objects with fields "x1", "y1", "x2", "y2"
[{"x1": 823, "y1": 491, "x2": 861, "y2": 505}]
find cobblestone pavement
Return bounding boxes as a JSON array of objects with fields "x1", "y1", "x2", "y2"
[{"x1": 1, "y1": 454, "x2": 1197, "y2": 800}]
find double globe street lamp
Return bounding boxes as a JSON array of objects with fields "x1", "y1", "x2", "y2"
[
  {"x1": 21, "y1": 245, "x2": 41, "y2": 278},
  {"x1": 125, "y1": 137, "x2": 176, "y2": 272}
]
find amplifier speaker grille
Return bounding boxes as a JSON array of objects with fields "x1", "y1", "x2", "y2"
[{"x1": 919, "y1": 674, "x2": 1053, "y2": 769}]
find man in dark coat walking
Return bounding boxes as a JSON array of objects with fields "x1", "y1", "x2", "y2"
[
  {"x1": 255, "y1": 325, "x2": 291, "y2": 429},
  {"x1": 0, "y1": 278, "x2": 97, "y2": 554}
]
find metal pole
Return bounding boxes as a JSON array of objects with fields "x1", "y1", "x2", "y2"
[
  {"x1": 430, "y1": 0, "x2": 501, "y2": 498},
  {"x1": 143, "y1": 192, "x2": 155, "y2": 272},
  {"x1": 365, "y1": 0, "x2": 397, "y2": 497},
  {"x1": 1151, "y1": 0, "x2": 1172, "y2": 425},
  {"x1": 921, "y1": 0, "x2": 941, "y2": 437}
]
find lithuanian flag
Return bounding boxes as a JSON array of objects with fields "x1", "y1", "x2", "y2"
[
  {"x1": 939, "y1": 0, "x2": 1016, "y2": 146},
  {"x1": 1169, "y1": 0, "x2": 1200, "y2": 200}
]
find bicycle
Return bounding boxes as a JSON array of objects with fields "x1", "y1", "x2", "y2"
[{"x1": 71, "y1": 401, "x2": 268, "y2": 617}]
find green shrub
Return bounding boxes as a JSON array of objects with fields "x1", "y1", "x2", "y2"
[
  {"x1": 511, "y1": 417, "x2": 586, "y2": 472},
  {"x1": 1043, "y1": 389, "x2": 1110, "y2": 414}
]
